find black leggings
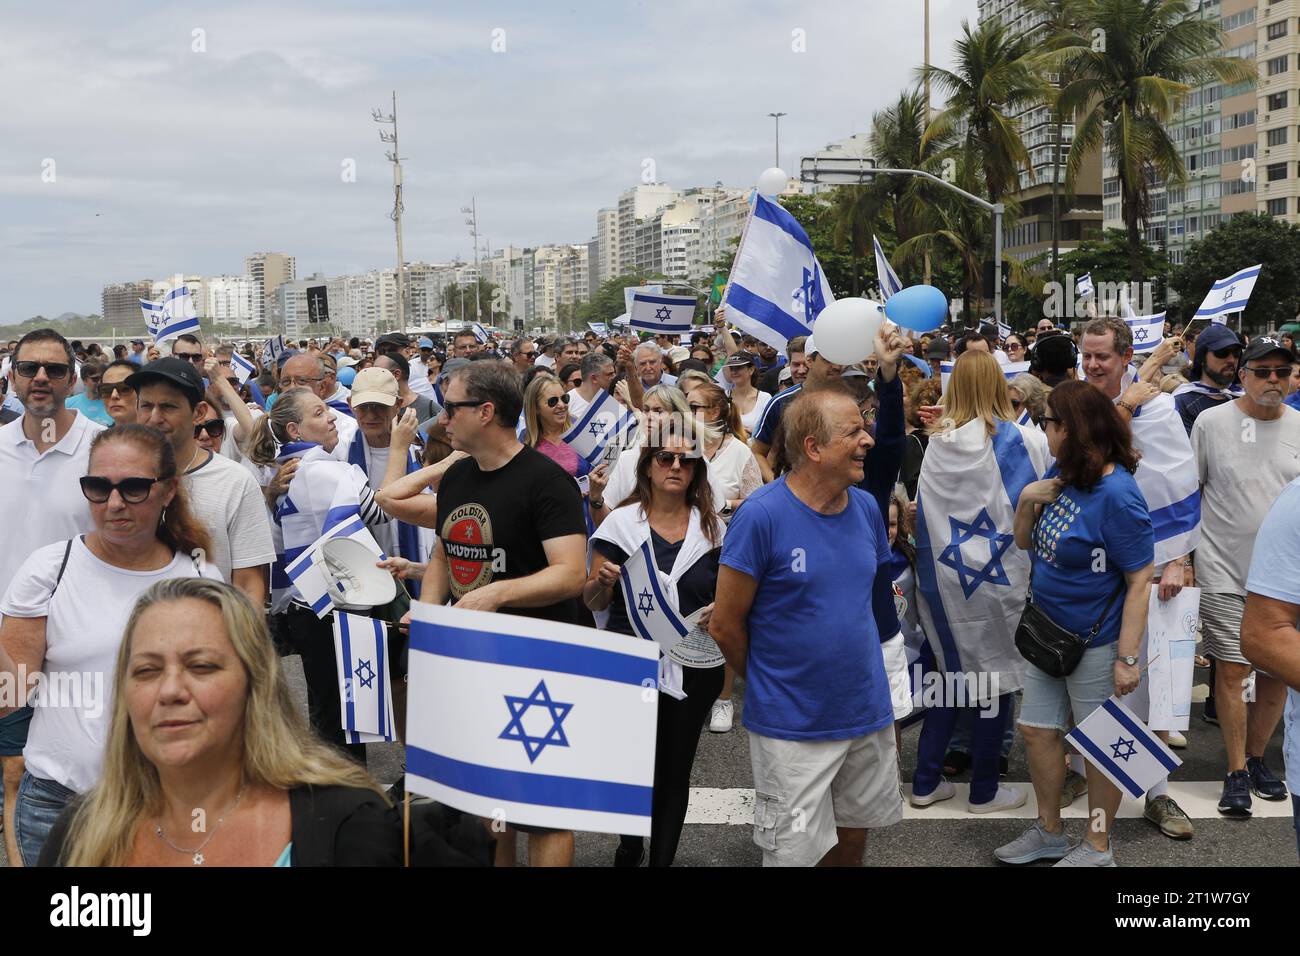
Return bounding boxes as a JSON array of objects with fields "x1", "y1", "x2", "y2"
[{"x1": 620, "y1": 664, "x2": 725, "y2": 867}]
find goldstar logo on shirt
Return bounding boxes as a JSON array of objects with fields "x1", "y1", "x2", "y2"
[{"x1": 442, "y1": 502, "x2": 504, "y2": 596}]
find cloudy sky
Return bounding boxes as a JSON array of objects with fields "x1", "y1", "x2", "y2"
[{"x1": 0, "y1": 0, "x2": 977, "y2": 322}]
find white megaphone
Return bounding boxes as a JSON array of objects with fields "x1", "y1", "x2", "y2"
[{"x1": 318, "y1": 537, "x2": 397, "y2": 611}]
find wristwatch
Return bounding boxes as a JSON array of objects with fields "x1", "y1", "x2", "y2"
[{"x1": 1119, "y1": 655, "x2": 1139, "y2": 666}]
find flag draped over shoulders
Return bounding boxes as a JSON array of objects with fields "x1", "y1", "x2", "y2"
[
  {"x1": 1126, "y1": 393, "x2": 1201, "y2": 565},
  {"x1": 914, "y1": 418, "x2": 1048, "y2": 698}
]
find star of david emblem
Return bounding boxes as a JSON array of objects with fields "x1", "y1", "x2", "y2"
[
  {"x1": 499, "y1": 680, "x2": 573, "y2": 763},
  {"x1": 637, "y1": 588, "x2": 654, "y2": 615},
  {"x1": 938, "y1": 509, "x2": 1015, "y2": 599},
  {"x1": 1110, "y1": 736, "x2": 1137, "y2": 762},
  {"x1": 588, "y1": 420, "x2": 604, "y2": 436},
  {"x1": 355, "y1": 659, "x2": 376, "y2": 690},
  {"x1": 654, "y1": 306, "x2": 672, "y2": 323},
  {"x1": 791, "y1": 266, "x2": 819, "y2": 323},
  {"x1": 1220, "y1": 284, "x2": 1235, "y2": 304},
  {"x1": 1133, "y1": 326, "x2": 1149, "y2": 342}
]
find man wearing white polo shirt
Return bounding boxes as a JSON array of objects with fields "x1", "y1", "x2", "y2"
[{"x1": 0, "y1": 329, "x2": 105, "y2": 864}]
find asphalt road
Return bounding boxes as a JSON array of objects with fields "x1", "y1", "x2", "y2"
[{"x1": 3, "y1": 658, "x2": 1293, "y2": 868}]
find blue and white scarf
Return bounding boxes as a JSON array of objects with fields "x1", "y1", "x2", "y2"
[{"x1": 346, "y1": 429, "x2": 429, "y2": 598}]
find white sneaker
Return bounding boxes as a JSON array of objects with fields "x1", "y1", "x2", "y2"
[
  {"x1": 909, "y1": 778, "x2": 956, "y2": 807},
  {"x1": 1167, "y1": 730, "x2": 1187, "y2": 749},
  {"x1": 708, "y1": 699, "x2": 734, "y2": 733},
  {"x1": 968, "y1": 784, "x2": 1028, "y2": 814}
]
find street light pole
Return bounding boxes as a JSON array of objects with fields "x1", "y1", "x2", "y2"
[
  {"x1": 373, "y1": 92, "x2": 406, "y2": 333},
  {"x1": 462, "y1": 199, "x2": 480, "y2": 325},
  {"x1": 767, "y1": 112, "x2": 787, "y2": 168}
]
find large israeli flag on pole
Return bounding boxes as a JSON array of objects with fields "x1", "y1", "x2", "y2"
[
  {"x1": 629, "y1": 291, "x2": 695, "y2": 334},
  {"x1": 1126, "y1": 313, "x2": 1166, "y2": 353},
  {"x1": 873, "y1": 235, "x2": 904, "y2": 299},
  {"x1": 153, "y1": 286, "x2": 201, "y2": 345},
  {"x1": 618, "y1": 540, "x2": 688, "y2": 654},
  {"x1": 722, "y1": 192, "x2": 834, "y2": 352},
  {"x1": 1066, "y1": 696, "x2": 1181, "y2": 799},
  {"x1": 1194, "y1": 264, "x2": 1261, "y2": 324},
  {"x1": 914, "y1": 419, "x2": 1049, "y2": 697},
  {"x1": 333, "y1": 612, "x2": 396, "y2": 744},
  {"x1": 405, "y1": 603, "x2": 660, "y2": 835},
  {"x1": 562, "y1": 389, "x2": 638, "y2": 466},
  {"x1": 1126, "y1": 394, "x2": 1200, "y2": 564}
]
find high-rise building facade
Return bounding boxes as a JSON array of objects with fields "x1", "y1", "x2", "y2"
[
  {"x1": 617, "y1": 184, "x2": 679, "y2": 273},
  {"x1": 244, "y1": 252, "x2": 296, "y2": 326},
  {"x1": 101, "y1": 280, "x2": 155, "y2": 328}
]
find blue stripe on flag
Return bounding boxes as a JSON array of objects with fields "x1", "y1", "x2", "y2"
[
  {"x1": 564, "y1": 391, "x2": 611, "y2": 440},
  {"x1": 341, "y1": 613, "x2": 357, "y2": 734},
  {"x1": 990, "y1": 420, "x2": 1037, "y2": 509},
  {"x1": 1102, "y1": 699, "x2": 1178, "y2": 773},
  {"x1": 310, "y1": 593, "x2": 332, "y2": 615},
  {"x1": 407, "y1": 746, "x2": 652, "y2": 816},
  {"x1": 620, "y1": 566, "x2": 658, "y2": 645},
  {"x1": 630, "y1": 294, "x2": 695, "y2": 306},
  {"x1": 752, "y1": 194, "x2": 814, "y2": 255},
  {"x1": 1150, "y1": 490, "x2": 1200, "y2": 542},
  {"x1": 1068, "y1": 725, "x2": 1143, "y2": 798},
  {"x1": 324, "y1": 508, "x2": 362, "y2": 535},
  {"x1": 913, "y1": 500, "x2": 963, "y2": 672},
  {"x1": 639, "y1": 540, "x2": 687, "y2": 637},
  {"x1": 374, "y1": 617, "x2": 387, "y2": 738},
  {"x1": 726, "y1": 284, "x2": 809, "y2": 342},
  {"x1": 411, "y1": 622, "x2": 655, "y2": 686}
]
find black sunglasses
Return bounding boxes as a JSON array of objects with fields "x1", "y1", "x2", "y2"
[
  {"x1": 442, "y1": 399, "x2": 487, "y2": 418},
  {"x1": 1041, "y1": 415, "x2": 1062, "y2": 424},
  {"x1": 97, "y1": 381, "x2": 135, "y2": 399},
  {"x1": 545, "y1": 394, "x2": 570, "y2": 408},
  {"x1": 1011, "y1": 398, "x2": 1023, "y2": 409},
  {"x1": 79, "y1": 475, "x2": 169, "y2": 504},
  {"x1": 14, "y1": 361, "x2": 71, "y2": 379},
  {"x1": 566, "y1": 378, "x2": 582, "y2": 387},
  {"x1": 175, "y1": 352, "x2": 205, "y2": 364},
  {"x1": 1242, "y1": 365, "x2": 1293, "y2": 380},
  {"x1": 195, "y1": 419, "x2": 226, "y2": 439},
  {"x1": 652, "y1": 451, "x2": 696, "y2": 468},
  {"x1": 1211, "y1": 347, "x2": 1242, "y2": 359}
]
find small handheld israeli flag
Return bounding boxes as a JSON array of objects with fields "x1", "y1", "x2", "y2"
[
  {"x1": 140, "y1": 298, "x2": 165, "y2": 336},
  {"x1": 1066, "y1": 696, "x2": 1181, "y2": 799},
  {"x1": 153, "y1": 286, "x2": 201, "y2": 345},
  {"x1": 562, "y1": 390, "x2": 638, "y2": 466},
  {"x1": 262, "y1": 335, "x2": 287, "y2": 365},
  {"x1": 230, "y1": 352, "x2": 257, "y2": 385},
  {"x1": 471, "y1": 322, "x2": 490, "y2": 344},
  {"x1": 1076, "y1": 273, "x2": 1094, "y2": 299},
  {"x1": 997, "y1": 320, "x2": 1012, "y2": 342},
  {"x1": 629, "y1": 291, "x2": 695, "y2": 334},
  {"x1": 873, "y1": 235, "x2": 904, "y2": 300},
  {"x1": 333, "y1": 612, "x2": 396, "y2": 744},
  {"x1": 587, "y1": 322, "x2": 608, "y2": 337},
  {"x1": 404, "y1": 602, "x2": 660, "y2": 835},
  {"x1": 618, "y1": 540, "x2": 689, "y2": 654},
  {"x1": 1194, "y1": 263, "x2": 1261, "y2": 324},
  {"x1": 1125, "y1": 312, "x2": 1166, "y2": 353},
  {"x1": 284, "y1": 513, "x2": 387, "y2": 618},
  {"x1": 939, "y1": 359, "x2": 1030, "y2": 392}
]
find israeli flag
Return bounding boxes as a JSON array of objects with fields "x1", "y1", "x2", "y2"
[
  {"x1": 140, "y1": 298, "x2": 165, "y2": 336},
  {"x1": 623, "y1": 284, "x2": 663, "y2": 318},
  {"x1": 914, "y1": 418, "x2": 1049, "y2": 697},
  {"x1": 562, "y1": 389, "x2": 638, "y2": 466},
  {"x1": 1194, "y1": 264, "x2": 1261, "y2": 324},
  {"x1": 1126, "y1": 394, "x2": 1201, "y2": 565},
  {"x1": 153, "y1": 286, "x2": 201, "y2": 345},
  {"x1": 1076, "y1": 272, "x2": 1094, "y2": 299},
  {"x1": 997, "y1": 320, "x2": 1012, "y2": 342},
  {"x1": 587, "y1": 322, "x2": 608, "y2": 337},
  {"x1": 873, "y1": 235, "x2": 904, "y2": 299},
  {"x1": 629, "y1": 291, "x2": 695, "y2": 334},
  {"x1": 723, "y1": 192, "x2": 834, "y2": 351},
  {"x1": 404, "y1": 602, "x2": 660, "y2": 835},
  {"x1": 471, "y1": 322, "x2": 490, "y2": 344},
  {"x1": 230, "y1": 352, "x2": 257, "y2": 385},
  {"x1": 1126, "y1": 312, "x2": 1166, "y2": 353},
  {"x1": 262, "y1": 335, "x2": 287, "y2": 366},
  {"x1": 618, "y1": 540, "x2": 688, "y2": 655},
  {"x1": 284, "y1": 504, "x2": 387, "y2": 618},
  {"x1": 939, "y1": 359, "x2": 1030, "y2": 392},
  {"x1": 1066, "y1": 696, "x2": 1181, "y2": 799},
  {"x1": 334, "y1": 612, "x2": 396, "y2": 744}
]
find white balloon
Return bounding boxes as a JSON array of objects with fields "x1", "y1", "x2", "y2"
[
  {"x1": 810, "y1": 298, "x2": 885, "y2": 365},
  {"x1": 756, "y1": 167, "x2": 789, "y2": 197}
]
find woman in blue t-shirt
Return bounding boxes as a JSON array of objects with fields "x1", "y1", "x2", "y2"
[{"x1": 996, "y1": 380, "x2": 1155, "y2": 868}]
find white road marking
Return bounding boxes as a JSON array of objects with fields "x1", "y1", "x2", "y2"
[{"x1": 685, "y1": 781, "x2": 1294, "y2": 824}]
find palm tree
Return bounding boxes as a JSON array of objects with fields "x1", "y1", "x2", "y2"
[
  {"x1": 896, "y1": 153, "x2": 989, "y2": 320},
  {"x1": 1024, "y1": 0, "x2": 1092, "y2": 287},
  {"x1": 1054, "y1": 0, "x2": 1257, "y2": 284}
]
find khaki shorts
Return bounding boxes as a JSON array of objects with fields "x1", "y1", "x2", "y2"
[
  {"x1": 748, "y1": 725, "x2": 904, "y2": 867},
  {"x1": 1201, "y1": 592, "x2": 1249, "y2": 666}
]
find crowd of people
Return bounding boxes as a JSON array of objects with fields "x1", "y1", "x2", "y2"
[{"x1": 0, "y1": 309, "x2": 1298, "y2": 868}]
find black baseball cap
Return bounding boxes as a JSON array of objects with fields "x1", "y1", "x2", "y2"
[
  {"x1": 376, "y1": 332, "x2": 412, "y2": 349},
  {"x1": 125, "y1": 357, "x2": 205, "y2": 405},
  {"x1": 1241, "y1": 335, "x2": 1297, "y2": 364},
  {"x1": 722, "y1": 350, "x2": 757, "y2": 369}
]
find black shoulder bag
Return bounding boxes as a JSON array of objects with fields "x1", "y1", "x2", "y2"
[{"x1": 1014, "y1": 569, "x2": 1125, "y2": 679}]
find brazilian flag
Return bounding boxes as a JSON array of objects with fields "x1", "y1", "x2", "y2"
[{"x1": 709, "y1": 272, "x2": 727, "y2": 306}]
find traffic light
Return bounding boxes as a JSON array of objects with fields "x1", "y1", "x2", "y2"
[{"x1": 982, "y1": 260, "x2": 1011, "y2": 295}]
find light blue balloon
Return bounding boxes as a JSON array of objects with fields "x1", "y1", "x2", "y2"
[
  {"x1": 337, "y1": 366, "x2": 357, "y2": 388},
  {"x1": 884, "y1": 284, "x2": 948, "y2": 332}
]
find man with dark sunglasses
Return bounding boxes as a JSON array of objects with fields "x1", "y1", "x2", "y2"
[
  {"x1": 0, "y1": 329, "x2": 105, "y2": 856},
  {"x1": 1173, "y1": 324, "x2": 1244, "y2": 435}
]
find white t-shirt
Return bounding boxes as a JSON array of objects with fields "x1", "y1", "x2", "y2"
[
  {"x1": 1192, "y1": 402, "x2": 1300, "y2": 593},
  {"x1": 535, "y1": 354, "x2": 556, "y2": 370},
  {"x1": 737, "y1": 391, "x2": 773, "y2": 436},
  {"x1": 0, "y1": 412, "x2": 105, "y2": 601},
  {"x1": 706, "y1": 435, "x2": 763, "y2": 507},
  {"x1": 183, "y1": 451, "x2": 277, "y2": 582},
  {"x1": 1, "y1": 538, "x2": 221, "y2": 792}
]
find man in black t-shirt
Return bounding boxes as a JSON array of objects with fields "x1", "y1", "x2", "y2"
[{"x1": 418, "y1": 358, "x2": 587, "y2": 867}]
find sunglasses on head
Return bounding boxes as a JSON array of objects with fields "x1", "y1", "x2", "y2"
[
  {"x1": 79, "y1": 475, "x2": 168, "y2": 504},
  {"x1": 545, "y1": 394, "x2": 570, "y2": 408},
  {"x1": 652, "y1": 451, "x2": 696, "y2": 468},
  {"x1": 195, "y1": 419, "x2": 226, "y2": 439},
  {"x1": 14, "y1": 361, "x2": 71, "y2": 379}
]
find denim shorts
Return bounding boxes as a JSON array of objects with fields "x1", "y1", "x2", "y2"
[
  {"x1": 1018, "y1": 641, "x2": 1117, "y2": 733},
  {"x1": 15, "y1": 771, "x2": 75, "y2": 866}
]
